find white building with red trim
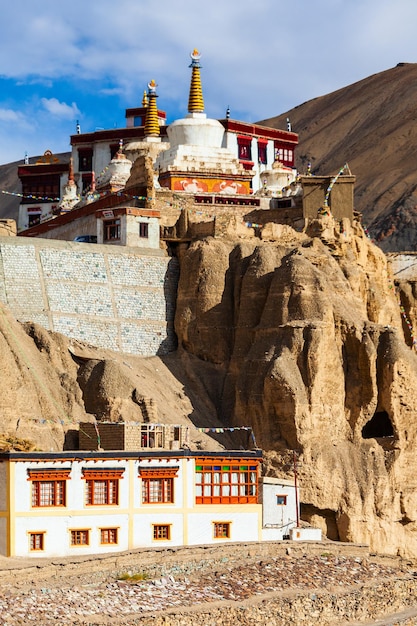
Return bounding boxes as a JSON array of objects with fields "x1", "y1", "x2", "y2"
[
  {"x1": 0, "y1": 445, "x2": 306, "y2": 558},
  {"x1": 0, "y1": 449, "x2": 264, "y2": 558}
]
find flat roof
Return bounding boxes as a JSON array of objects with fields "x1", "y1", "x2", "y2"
[{"x1": 0, "y1": 449, "x2": 263, "y2": 462}]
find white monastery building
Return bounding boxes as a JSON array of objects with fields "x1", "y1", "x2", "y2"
[{"x1": 0, "y1": 445, "x2": 306, "y2": 558}]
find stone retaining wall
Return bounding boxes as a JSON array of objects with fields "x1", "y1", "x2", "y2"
[
  {"x1": 0, "y1": 540, "x2": 372, "y2": 584},
  {"x1": 1, "y1": 541, "x2": 413, "y2": 625},
  {"x1": 123, "y1": 578, "x2": 417, "y2": 626},
  {"x1": 0, "y1": 236, "x2": 179, "y2": 356}
]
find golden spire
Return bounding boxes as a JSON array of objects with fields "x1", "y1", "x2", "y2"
[
  {"x1": 144, "y1": 80, "x2": 160, "y2": 137},
  {"x1": 142, "y1": 89, "x2": 149, "y2": 107},
  {"x1": 188, "y1": 49, "x2": 204, "y2": 113}
]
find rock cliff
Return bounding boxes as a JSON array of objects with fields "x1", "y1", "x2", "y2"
[
  {"x1": 2, "y1": 216, "x2": 417, "y2": 557},
  {"x1": 174, "y1": 217, "x2": 417, "y2": 557}
]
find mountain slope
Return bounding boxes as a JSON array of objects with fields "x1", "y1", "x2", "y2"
[{"x1": 259, "y1": 62, "x2": 417, "y2": 252}]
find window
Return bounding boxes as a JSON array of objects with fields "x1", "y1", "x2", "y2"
[
  {"x1": 28, "y1": 212, "x2": 42, "y2": 227},
  {"x1": 103, "y1": 218, "x2": 121, "y2": 241},
  {"x1": 100, "y1": 528, "x2": 118, "y2": 545},
  {"x1": 153, "y1": 524, "x2": 171, "y2": 540},
  {"x1": 110, "y1": 143, "x2": 120, "y2": 160},
  {"x1": 142, "y1": 477, "x2": 173, "y2": 503},
  {"x1": 81, "y1": 173, "x2": 93, "y2": 194},
  {"x1": 213, "y1": 522, "x2": 231, "y2": 539},
  {"x1": 140, "y1": 424, "x2": 164, "y2": 448},
  {"x1": 195, "y1": 461, "x2": 259, "y2": 504},
  {"x1": 70, "y1": 529, "x2": 89, "y2": 546},
  {"x1": 139, "y1": 467, "x2": 178, "y2": 504},
  {"x1": 237, "y1": 136, "x2": 252, "y2": 161},
  {"x1": 82, "y1": 469, "x2": 124, "y2": 505},
  {"x1": 139, "y1": 222, "x2": 149, "y2": 238},
  {"x1": 29, "y1": 532, "x2": 45, "y2": 551},
  {"x1": 28, "y1": 469, "x2": 70, "y2": 507},
  {"x1": 257, "y1": 140, "x2": 268, "y2": 164},
  {"x1": 276, "y1": 495, "x2": 287, "y2": 505},
  {"x1": 78, "y1": 149, "x2": 93, "y2": 171},
  {"x1": 274, "y1": 144, "x2": 294, "y2": 167}
]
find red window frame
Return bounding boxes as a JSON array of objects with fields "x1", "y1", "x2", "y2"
[
  {"x1": 100, "y1": 528, "x2": 118, "y2": 544},
  {"x1": 70, "y1": 529, "x2": 89, "y2": 546},
  {"x1": 28, "y1": 469, "x2": 70, "y2": 507},
  {"x1": 153, "y1": 524, "x2": 171, "y2": 540},
  {"x1": 257, "y1": 139, "x2": 268, "y2": 164},
  {"x1": 139, "y1": 467, "x2": 177, "y2": 504},
  {"x1": 82, "y1": 469, "x2": 123, "y2": 506},
  {"x1": 195, "y1": 460, "x2": 259, "y2": 504},
  {"x1": 237, "y1": 136, "x2": 252, "y2": 161},
  {"x1": 213, "y1": 522, "x2": 231, "y2": 539},
  {"x1": 29, "y1": 532, "x2": 45, "y2": 551}
]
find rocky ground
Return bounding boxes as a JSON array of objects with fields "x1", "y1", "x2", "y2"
[{"x1": 0, "y1": 551, "x2": 416, "y2": 625}]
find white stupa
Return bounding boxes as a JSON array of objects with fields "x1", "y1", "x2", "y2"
[
  {"x1": 156, "y1": 49, "x2": 253, "y2": 194},
  {"x1": 96, "y1": 140, "x2": 133, "y2": 193},
  {"x1": 58, "y1": 158, "x2": 79, "y2": 213}
]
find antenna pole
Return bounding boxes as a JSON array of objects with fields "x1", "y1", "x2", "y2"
[{"x1": 293, "y1": 450, "x2": 300, "y2": 528}]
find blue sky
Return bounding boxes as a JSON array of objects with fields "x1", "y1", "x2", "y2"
[{"x1": 0, "y1": 0, "x2": 416, "y2": 165}]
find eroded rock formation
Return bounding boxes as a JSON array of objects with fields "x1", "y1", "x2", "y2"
[{"x1": 174, "y1": 216, "x2": 417, "y2": 557}]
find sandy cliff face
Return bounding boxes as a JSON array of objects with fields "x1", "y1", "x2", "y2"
[{"x1": 175, "y1": 218, "x2": 417, "y2": 557}]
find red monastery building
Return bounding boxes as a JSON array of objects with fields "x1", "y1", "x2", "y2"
[{"x1": 17, "y1": 50, "x2": 299, "y2": 240}]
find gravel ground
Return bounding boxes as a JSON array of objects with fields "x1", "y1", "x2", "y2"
[{"x1": 0, "y1": 553, "x2": 411, "y2": 625}]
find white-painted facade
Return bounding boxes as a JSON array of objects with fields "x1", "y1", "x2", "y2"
[
  {"x1": 0, "y1": 450, "x2": 265, "y2": 558},
  {"x1": 261, "y1": 476, "x2": 299, "y2": 541}
]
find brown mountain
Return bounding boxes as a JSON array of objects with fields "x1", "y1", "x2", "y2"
[
  {"x1": 259, "y1": 62, "x2": 417, "y2": 252},
  {"x1": 0, "y1": 159, "x2": 23, "y2": 220}
]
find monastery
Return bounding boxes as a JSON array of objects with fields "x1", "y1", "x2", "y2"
[{"x1": 16, "y1": 49, "x2": 355, "y2": 249}]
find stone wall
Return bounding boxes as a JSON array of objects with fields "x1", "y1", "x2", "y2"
[
  {"x1": 0, "y1": 236, "x2": 179, "y2": 356},
  {"x1": 2, "y1": 541, "x2": 415, "y2": 625}
]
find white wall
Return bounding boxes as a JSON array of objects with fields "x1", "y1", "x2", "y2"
[
  {"x1": 187, "y1": 510, "x2": 261, "y2": 545},
  {"x1": 262, "y1": 478, "x2": 298, "y2": 541},
  {"x1": 6, "y1": 457, "x2": 263, "y2": 557}
]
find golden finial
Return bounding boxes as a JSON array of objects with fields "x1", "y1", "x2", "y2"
[
  {"x1": 144, "y1": 80, "x2": 160, "y2": 137},
  {"x1": 188, "y1": 49, "x2": 204, "y2": 113}
]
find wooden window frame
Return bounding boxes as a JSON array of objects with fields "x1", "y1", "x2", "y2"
[
  {"x1": 28, "y1": 469, "x2": 70, "y2": 508},
  {"x1": 237, "y1": 136, "x2": 252, "y2": 162},
  {"x1": 29, "y1": 531, "x2": 45, "y2": 551},
  {"x1": 78, "y1": 148, "x2": 93, "y2": 172},
  {"x1": 142, "y1": 477, "x2": 174, "y2": 504},
  {"x1": 195, "y1": 460, "x2": 259, "y2": 504},
  {"x1": 276, "y1": 494, "x2": 287, "y2": 505},
  {"x1": 257, "y1": 139, "x2": 268, "y2": 165},
  {"x1": 152, "y1": 524, "x2": 171, "y2": 541},
  {"x1": 139, "y1": 222, "x2": 149, "y2": 238},
  {"x1": 82, "y1": 469, "x2": 123, "y2": 506},
  {"x1": 100, "y1": 527, "x2": 119, "y2": 545},
  {"x1": 70, "y1": 529, "x2": 90, "y2": 546},
  {"x1": 213, "y1": 522, "x2": 231, "y2": 539},
  {"x1": 103, "y1": 218, "x2": 121, "y2": 241},
  {"x1": 139, "y1": 467, "x2": 177, "y2": 504}
]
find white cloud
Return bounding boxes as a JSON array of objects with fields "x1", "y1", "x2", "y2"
[
  {"x1": 0, "y1": 108, "x2": 23, "y2": 123},
  {"x1": 0, "y1": 0, "x2": 417, "y2": 163},
  {"x1": 41, "y1": 98, "x2": 80, "y2": 119}
]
